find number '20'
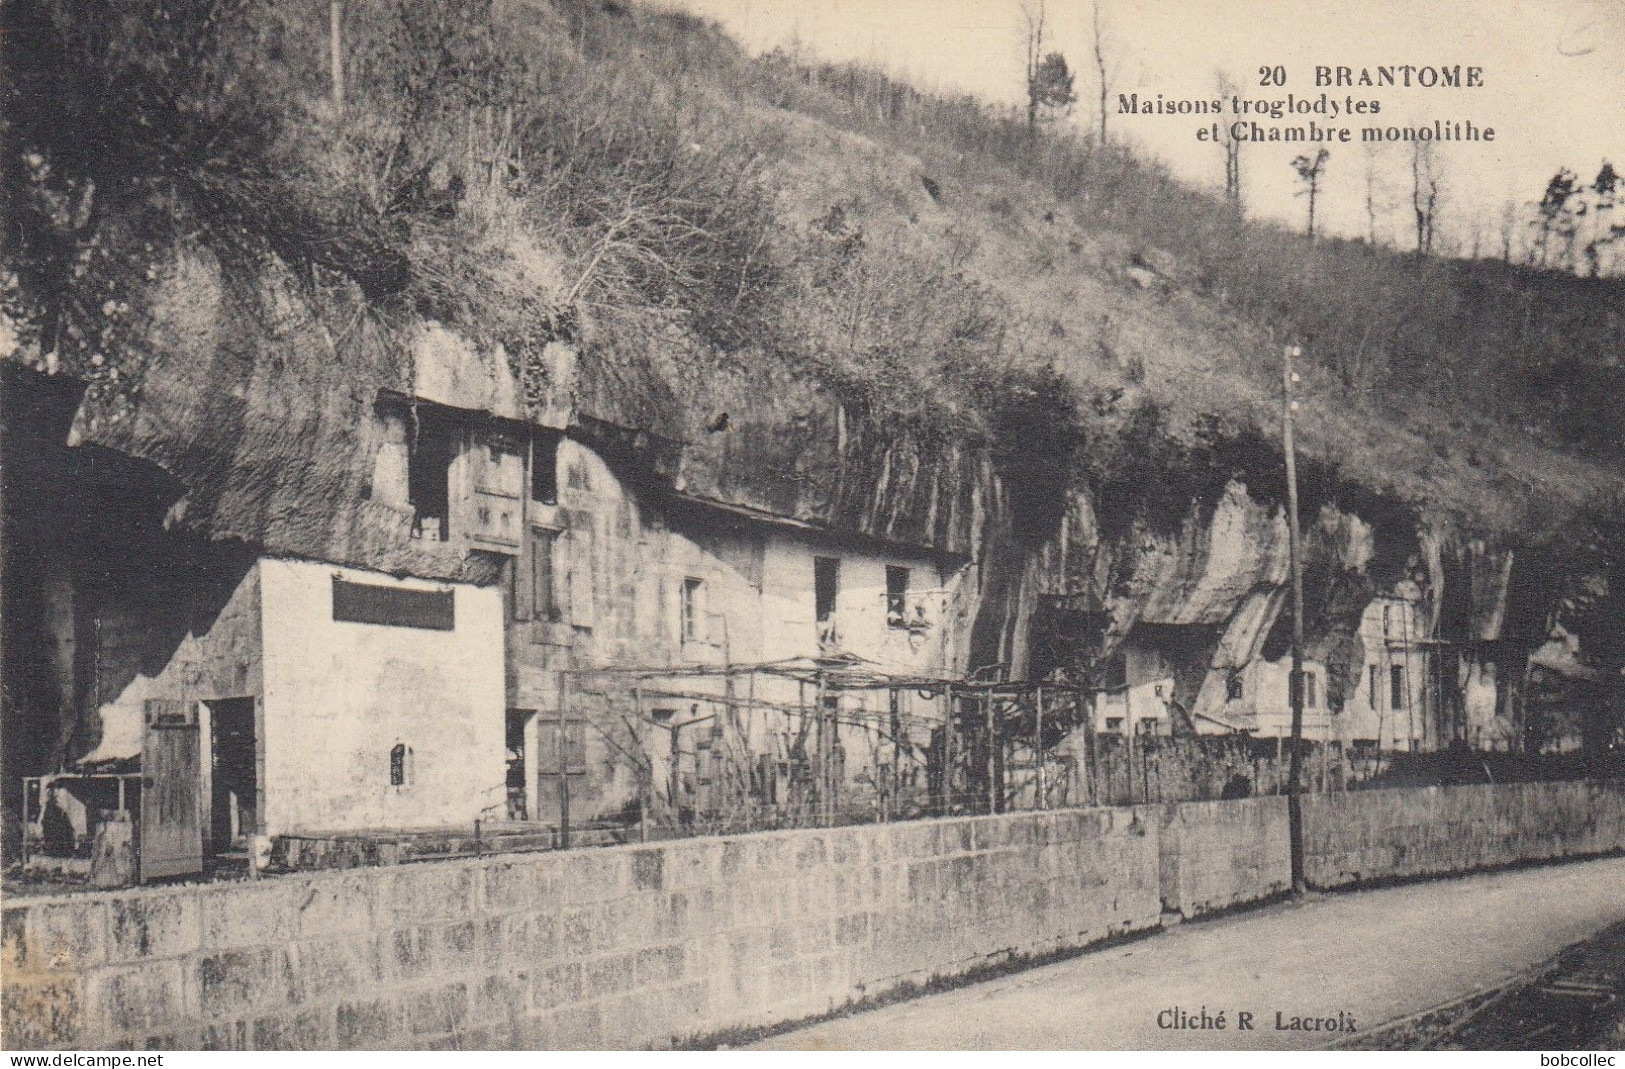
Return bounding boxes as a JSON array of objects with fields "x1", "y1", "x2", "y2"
[{"x1": 1258, "y1": 65, "x2": 1286, "y2": 86}]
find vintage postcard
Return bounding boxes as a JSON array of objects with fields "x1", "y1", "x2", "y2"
[{"x1": 1, "y1": 0, "x2": 1621, "y2": 1056}]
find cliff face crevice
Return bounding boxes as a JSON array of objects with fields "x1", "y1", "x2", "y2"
[
  {"x1": 9, "y1": 246, "x2": 1612, "y2": 760},
  {"x1": 26, "y1": 248, "x2": 1593, "y2": 711}
]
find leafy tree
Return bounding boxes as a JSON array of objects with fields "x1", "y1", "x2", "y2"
[
  {"x1": 1031, "y1": 52, "x2": 1077, "y2": 124},
  {"x1": 1291, "y1": 148, "x2": 1330, "y2": 238},
  {"x1": 1531, "y1": 168, "x2": 1580, "y2": 270},
  {"x1": 1021, "y1": 2, "x2": 1075, "y2": 136},
  {"x1": 1582, "y1": 160, "x2": 1619, "y2": 277}
]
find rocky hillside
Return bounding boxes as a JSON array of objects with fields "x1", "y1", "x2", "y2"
[{"x1": 4, "y1": 0, "x2": 1623, "y2": 687}]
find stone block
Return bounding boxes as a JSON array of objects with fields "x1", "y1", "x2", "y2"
[
  {"x1": 829, "y1": 833, "x2": 861, "y2": 867},
  {"x1": 797, "y1": 920, "x2": 832, "y2": 956},
  {"x1": 387, "y1": 866, "x2": 477, "y2": 925},
  {"x1": 109, "y1": 894, "x2": 200, "y2": 962},
  {"x1": 720, "y1": 841, "x2": 748, "y2": 877},
  {"x1": 292, "y1": 873, "x2": 378, "y2": 939},
  {"x1": 197, "y1": 1018, "x2": 251, "y2": 1051},
  {"x1": 196, "y1": 946, "x2": 292, "y2": 1019},
  {"x1": 481, "y1": 858, "x2": 552, "y2": 915},
  {"x1": 433, "y1": 920, "x2": 484, "y2": 974},
  {"x1": 630, "y1": 849, "x2": 664, "y2": 892},
  {"x1": 560, "y1": 905, "x2": 613, "y2": 957},
  {"x1": 18, "y1": 900, "x2": 109, "y2": 971},
  {"x1": 560, "y1": 852, "x2": 629, "y2": 904},
  {"x1": 404, "y1": 981, "x2": 468, "y2": 1037},
  {"x1": 253, "y1": 1007, "x2": 334, "y2": 1051},
  {"x1": 665, "y1": 979, "x2": 709, "y2": 1036},
  {"x1": 768, "y1": 960, "x2": 807, "y2": 1006},
  {"x1": 664, "y1": 842, "x2": 721, "y2": 892},
  {"x1": 532, "y1": 961, "x2": 582, "y2": 1011},
  {"x1": 834, "y1": 912, "x2": 870, "y2": 948},
  {"x1": 794, "y1": 837, "x2": 827, "y2": 872},
  {"x1": 634, "y1": 944, "x2": 685, "y2": 987},
  {"x1": 290, "y1": 936, "x2": 383, "y2": 1001},
  {"x1": 86, "y1": 960, "x2": 188, "y2": 1037},
  {"x1": 336, "y1": 997, "x2": 401, "y2": 1048},
  {"x1": 490, "y1": 911, "x2": 559, "y2": 969},
  {"x1": 582, "y1": 952, "x2": 637, "y2": 999},
  {"x1": 199, "y1": 882, "x2": 295, "y2": 950},
  {"x1": 653, "y1": 891, "x2": 693, "y2": 939},
  {"x1": 470, "y1": 972, "x2": 528, "y2": 1025},
  {"x1": 906, "y1": 859, "x2": 939, "y2": 901},
  {"x1": 541, "y1": 1002, "x2": 603, "y2": 1050},
  {"x1": 384, "y1": 926, "x2": 435, "y2": 983},
  {"x1": 3, "y1": 976, "x2": 82, "y2": 1049}
]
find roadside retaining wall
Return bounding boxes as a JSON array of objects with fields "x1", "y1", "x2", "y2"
[
  {"x1": 1303, "y1": 779, "x2": 1625, "y2": 888},
  {"x1": 2, "y1": 807, "x2": 1161, "y2": 1050},
  {"x1": 1158, "y1": 796, "x2": 1291, "y2": 917},
  {"x1": 4, "y1": 780, "x2": 1623, "y2": 1051}
]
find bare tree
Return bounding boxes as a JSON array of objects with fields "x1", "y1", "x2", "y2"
[
  {"x1": 1410, "y1": 138, "x2": 1443, "y2": 255},
  {"x1": 1215, "y1": 69, "x2": 1242, "y2": 211},
  {"x1": 1292, "y1": 148, "x2": 1330, "y2": 238},
  {"x1": 1022, "y1": 1, "x2": 1048, "y2": 135},
  {"x1": 1497, "y1": 197, "x2": 1522, "y2": 263},
  {"x1": 1089, "y1": 0, "x2": 1118, "y2": 146},
  {"x1": 1361, "y1": 140, "x2": 1389, "y2": 246}
]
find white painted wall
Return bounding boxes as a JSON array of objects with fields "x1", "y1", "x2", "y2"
[
  {"x1": 1339, "y1": 596, "x2": 1430, "y2": 751},
  {"x1": 257, "y1": 558, "x2": 505, "y2": 835}
]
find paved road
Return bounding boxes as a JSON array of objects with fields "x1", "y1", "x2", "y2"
[{"x1": 753, "y1": 855, "x2": 1625, "y2": 1050}]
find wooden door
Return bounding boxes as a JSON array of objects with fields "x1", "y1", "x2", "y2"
[
  {"x1": 140, "y1": 699, "x2": 204, "y2": 882},
  {"x1": 535, "y1": 717, "x2": 587, "y2": 829}
]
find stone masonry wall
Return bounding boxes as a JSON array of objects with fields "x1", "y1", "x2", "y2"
[
  {"x1": 1, "y1": 808, "x2": 1160, "y2": 1050},
  {"x1": 4, "y1": 781, "x2": 1624, "y2": 1051},
  {"x1": 1158, "y1": 796, "x2": 1291, "y2": 918},
  {"x1": 1303, "y1": 779, "x2": 1625, "y2": 889}
]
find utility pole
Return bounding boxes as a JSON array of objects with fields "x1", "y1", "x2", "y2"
[
  {"x1": 555, "y1": 672, "x2": 571, "y2": 849},
  {"x1": 1283, "y1": 344, "x2": 1307, "y2": 895},
  {"x1": 329, "y1": 0, "x2": 345, "y2": 110}
]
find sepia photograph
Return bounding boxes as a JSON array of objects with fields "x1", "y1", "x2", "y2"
[{"x1": 1, "y1": 0, "x2": 1622, "y2": 1056}]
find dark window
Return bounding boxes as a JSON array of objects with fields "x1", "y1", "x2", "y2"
[
  {"x1": 408, "y1": 412, "x2": 456, "y2": 541},
  {"x1": 681, "y1": 577, "x2": 704, "y2": 642},
  {"x1": 1369, "y1": 664, "x2": 1379, "y2": 710},
  {"x1": 531, "y1": 431, "x2": 560, "y2": 504},
  {"x1": 333, "y1": 577, "x2": 455, "y2": 630},
  {"x1": 1390, "y1": 664, "x2": 1406, "y2": 710},
  {"x1": 389, "y1": 743, "x2": 414, "y2": 787},
  {"x1": 1226, "y1": 669, "x2": 1244, "y2": 702},
  {"x1": 885, "y1": 566, "x2": 909, "y2": 628},
  {"x1": 1288, "y1": 669, "x2": 1318, "y2": 709},
  {"x1": 521, "y1": 527, "x2": 558, "y2": 622},
  {"x1": 1105, "y1": 717, "x2": 1124, "y2": 732},
  {"x1": 814, "y1": 556, "x2": 840, "y2": 623}
]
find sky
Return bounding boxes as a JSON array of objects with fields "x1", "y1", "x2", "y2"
[{"x1": 658, "y1": 0, "x2": 1625, "y2": 249}]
